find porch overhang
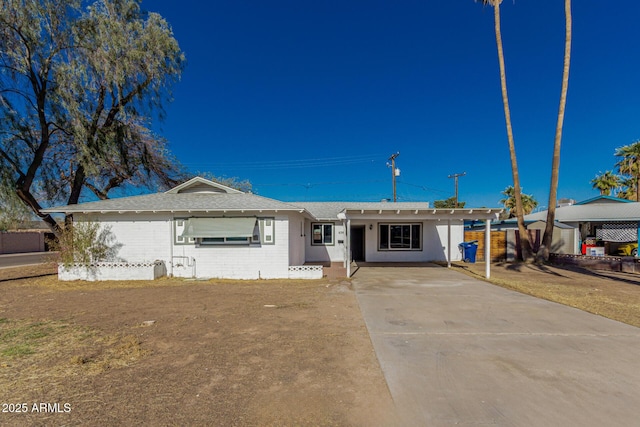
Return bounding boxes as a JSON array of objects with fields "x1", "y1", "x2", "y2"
[
  {"x1": 340, "y1": 207, "x2": 502, "y2": 221},
  {"x1": 340, "y1": 208, "x2": 502, "y2": 279}
]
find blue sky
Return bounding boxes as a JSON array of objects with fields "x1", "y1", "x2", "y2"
[{"x1": 145, "y1": 0, "x2": 640, "y2": 209}]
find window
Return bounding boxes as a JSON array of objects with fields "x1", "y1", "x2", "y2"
[
  {"x1": 200, "y1": 236, "x2": 250, "y2": 245},
  {"x1": 378, "y1": 223, "x2": 422, "y2": 250},
  {"x1": 312, "y1": 223, "x2": 334, "y2": 245},
  {"x1": 180, "y1": 217, "x2": 257, "y2": 246}
]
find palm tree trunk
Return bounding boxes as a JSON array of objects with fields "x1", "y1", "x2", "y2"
[
  {"x1": 492, "y1": 1, "x2": 533, "y2": 261},
  {"x1": 539, "y1": 0, "x2": 572, "y2": 262}
]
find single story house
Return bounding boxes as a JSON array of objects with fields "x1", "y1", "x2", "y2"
[
  {"x1": 492, "y1": 196, "x2": 640, "y2": 256},
  {"x1": 44, "y1": 177, "x2": 502, "y2": 280}
]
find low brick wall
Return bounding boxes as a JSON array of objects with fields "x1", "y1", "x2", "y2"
[
  {"x1": 59, "y1": 261, "x2": 167, "y2": 281},
  {"x1": 549, "y1": 253, "x2": 640, "y2": 273},
  {"x1": 288, "y1": 265, "x2": 323, "y2": 279}
]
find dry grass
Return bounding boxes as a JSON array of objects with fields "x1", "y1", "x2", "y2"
[
  {"x1": 453, "y1": 261, "x2": 640, "y2": 328},
  {"x1": 0, "y1": 263, "x2": 57, "y2": 281},
  {"x1": 0, "y1": 273, "x2": 393, "y2": 425},
  {"x1": 0, "y1": 317, "x2": 148, "y2": 401},
  {"x1": 0, "y1": 265, "x2": 327, "y2": 292}
]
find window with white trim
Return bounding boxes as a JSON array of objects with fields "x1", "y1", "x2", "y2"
[
  {"x1": 312, "y1": 223, "x2": 334, "y2": 245},
  {"x1": 378, "y1": 223, "x2": 422, "y2": 250},
  {"x1": 199, "y1": 236, "x2": 251, "y2": 245}
]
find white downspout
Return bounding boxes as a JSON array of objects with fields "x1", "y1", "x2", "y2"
[
  {"x1": 346, "y1": 218, "x2": 351, "y2": 277},
  {"x1": 169, "y1": 218, "x2": 174, "y2": 277},
  {"x1": 337, "y1": 212, "x2": 350, "y2": 277}
]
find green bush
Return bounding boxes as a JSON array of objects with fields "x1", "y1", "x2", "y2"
[{"x1": 51, "y1": 222, "x2": 122, "y2": 267}]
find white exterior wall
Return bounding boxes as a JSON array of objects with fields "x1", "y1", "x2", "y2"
[
  {"x1": 170, "y1": 214, "x2": 290, "y2": 279},
  {"x1": 349, "y1": 219, "x2": 464, "y2": 263},
  {"x1": 303, "y1": 221, "x2": 346, "y2": 263},
  {"x1": 433, "y1": 221, "x2": 464, "y2": 262},
  {"x1": 77, "y1": 213, "x2": 295, "y2": 280},
  {"x1": 288, "y1": 213, "x2": 306, "y2": 265},
  {"x1": 76, "y1": 213, "x2": 173, "y2": 264}
]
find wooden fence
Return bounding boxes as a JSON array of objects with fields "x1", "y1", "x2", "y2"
[{"x1": 463, "y1": 230, "x2": 507, "y2": 262}]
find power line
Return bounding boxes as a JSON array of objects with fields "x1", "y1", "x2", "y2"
[
  {"x1": 183, "y1": 153, "x2": 386, "y2": 171},
  {"x1": 397, "y1": 180, "x2": 450, "y2": 195},
  {"x1": 256, "y1": 179, "x2": 387, "y2": 188}
]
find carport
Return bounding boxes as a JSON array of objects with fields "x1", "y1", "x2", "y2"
[{"x1": 337, "y1": 208, "x2": 502, "y2": 278}]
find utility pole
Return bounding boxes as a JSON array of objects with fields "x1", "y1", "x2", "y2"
[
  {"x1": 388, "y1": 152, "x2": 400, "y2": 202},
  {"x1": 447, "y1": 171, "x2": 466, "y2": 208}
]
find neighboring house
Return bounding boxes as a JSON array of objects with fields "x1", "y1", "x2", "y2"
[
  {"x1": 501, "y1": 195, "x2": 640, "y2": 256},
  {"x1": 43, "y1": 177, "x2": 501, "y2": 279}
]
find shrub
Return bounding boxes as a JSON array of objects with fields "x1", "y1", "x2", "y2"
[{"x1": 51, "y1": 222, "x2": 122, "y2": 267}]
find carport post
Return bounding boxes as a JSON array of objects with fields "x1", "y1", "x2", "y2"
[
  {"x1": 447, "y1": 219, "x2": 451, "y2": 268},
  {"x1": 485, "y1": 219, "x2": 491, "y2": 278},
  {"x1": 346, "y1": 218, "x2": 351, "y2": 277}
]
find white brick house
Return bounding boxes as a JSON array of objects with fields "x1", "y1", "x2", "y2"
[{"x1": 45, "y1": 177, "x2": 501, "y2": 280}]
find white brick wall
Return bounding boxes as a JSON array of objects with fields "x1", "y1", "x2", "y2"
[
  {"x1": 288, "y1": 265, "x2": 323, "y2": 279},
  {"x1": 76, "y1": 213, "x2": 295, "y2": 280},
  {"x1": 76, "y1": 213, "x2": 173, "y2": 263},
  {"x1": 59, "y1": 261, "x2": 166, "y2": 281},
  {"x1": 170, "y1": 215, "x2": 291, "y2": 279}
]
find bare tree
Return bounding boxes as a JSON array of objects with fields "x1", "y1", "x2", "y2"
[{"x1": 0, "y1": 0, "x2": 186, "y2": 235}]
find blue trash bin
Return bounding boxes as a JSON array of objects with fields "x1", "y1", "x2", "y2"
[{"x1": 458, "y1": 241, "x2": 478, "y2": 263}]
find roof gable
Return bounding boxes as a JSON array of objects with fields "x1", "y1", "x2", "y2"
[
  {"x1": 575, "y1": 195, "x2": 632, "y2": 205},
  {"x1": 165, "y1": 177, "x2": 243, "y2": 195}
]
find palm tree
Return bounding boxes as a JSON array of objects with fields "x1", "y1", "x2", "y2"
[
  {"x1": 539, "y1": 0, "x2": 572, "y2": 262},
  {"x1": 618, "y1": 176, "x2": 637, "y2": 201},
  {"x1": 590, "y1": 171, "x2": 621, "y2": 196},
  {"x1": 478, "y1": 0, "x2": 533, "y2": 261},
  {"x1": 615, "y1": 141, "x2": 640, "y2": 202},
  {"x1": 500, "y1": 186, "x2": 538, "y2": 216}
]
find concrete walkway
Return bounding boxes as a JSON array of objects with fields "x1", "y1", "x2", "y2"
[{"x1": 352, "y1": 265, "x2": 640, "y2": 427}]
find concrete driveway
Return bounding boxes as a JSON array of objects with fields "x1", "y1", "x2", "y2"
[{"x1": 352, "y1": 265, "x2": 640, "y2": 427}]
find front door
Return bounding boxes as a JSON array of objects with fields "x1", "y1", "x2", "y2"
[{"x1": 351, "y1": 226, "x2": 365, "y2": 262}]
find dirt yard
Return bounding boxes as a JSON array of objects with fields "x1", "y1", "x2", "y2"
[
  {"x1": 0, "y1": 267, "x2": 395, "y2": 427},
  {"x1": 3, "y1": 261, "x2": 640, "y2": 426}
]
